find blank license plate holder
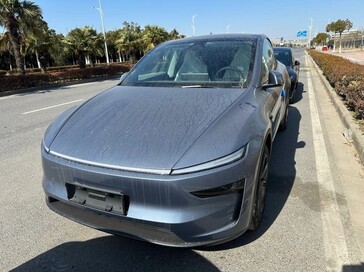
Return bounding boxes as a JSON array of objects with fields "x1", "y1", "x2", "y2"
[{"x1": 66, "y1": 183, "x2": 127, "y2": 215}]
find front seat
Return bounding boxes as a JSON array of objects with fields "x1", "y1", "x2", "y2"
[
  {"x1": 175, "y1": 49, "x2": 208, "y2": 81},
  {"x1": 223, "y1": 45, "x2": 251, "y2": 82}
]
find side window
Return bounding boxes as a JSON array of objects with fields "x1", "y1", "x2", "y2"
[{"x1": 261, "y1": 39, "x2": 275, "y2": 84}]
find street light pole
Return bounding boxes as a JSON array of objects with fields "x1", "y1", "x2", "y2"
[
  {"x1": 192, "y1": 14, "x2": 198, "y2": 36},
  {"x1": 94, "y1": 0, "x2": 109, "y2": 64},
  {"x1": 308, "y1": 18, "x2": 313, "y2": 48},
  {"x1": 226, "y1": 25, "x2": 231, "y2": 34}
]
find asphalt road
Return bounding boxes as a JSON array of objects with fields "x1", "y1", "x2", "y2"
[{"x1": 1, "y1": 50, "x2": 364, "y2": 272}]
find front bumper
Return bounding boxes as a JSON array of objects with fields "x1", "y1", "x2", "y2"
[{"x1": 42, "y1": 145, "x2": 260, "y2": 247}]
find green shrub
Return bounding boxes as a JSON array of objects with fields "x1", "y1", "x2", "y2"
[{"x1": 309, "y1": 50, "x2": 364, "y2": 119}]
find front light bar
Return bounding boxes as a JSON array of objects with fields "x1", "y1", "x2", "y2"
[{"x1": 171, "y1": 145, "x2": 248, "y2": 175}]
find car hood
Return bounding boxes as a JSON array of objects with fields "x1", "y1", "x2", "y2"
[{"x1": 49, "y1": 86, "x2": 244, "y2": 172}]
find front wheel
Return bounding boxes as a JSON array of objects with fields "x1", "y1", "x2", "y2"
[
  {"x1": 278, "y1": 104, "x2": 288, "y2": 131},
  {"x1": 248, "y1": 145, "x2": 270, "y2": 230},
  {"x1": 289, "y1": 82, "x2": 297, "y2": 104}
]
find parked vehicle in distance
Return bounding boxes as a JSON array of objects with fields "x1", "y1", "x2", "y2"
[
  {"x1": 42, "y1": 34, "x2": 290, "y2": 247},
  {"x1": 273, "y1": 47, "x2": 300, "y2": 103}
]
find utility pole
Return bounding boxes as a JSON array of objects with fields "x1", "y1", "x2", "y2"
[{"x1": 93, "y1": 0, "x2": 109, "y2": 64}]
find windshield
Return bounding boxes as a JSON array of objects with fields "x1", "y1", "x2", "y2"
[
  {"x1": 274, "y1": 50, "x2": 291, "y2": 66},
  {"x1": 121, "y1": 39, "x2": 256, "y2": 88}
]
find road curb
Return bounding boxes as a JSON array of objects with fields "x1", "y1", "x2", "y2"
[
  {"x1": 307, "y1": 52, "x2": 364, "y2": 165},
  {"x1": 0, "y1": 75, "x2": 120, "y2": 97}
]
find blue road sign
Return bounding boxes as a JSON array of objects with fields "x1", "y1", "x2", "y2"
[{"x1": 297, "y1": 31, "x2": 308, "y2": 37}]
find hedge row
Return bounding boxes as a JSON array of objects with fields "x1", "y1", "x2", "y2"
[
  {"x1": 0, "y1": 63, "x2": 132, "y2": 93},
  {"x1": 309, "y1": 50, "x2": 364, "y2": 119},
  {"x1": 5, "y1": 63, "x2": 113, "y2": 75}
]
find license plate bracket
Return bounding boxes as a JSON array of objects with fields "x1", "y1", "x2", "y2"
[{"x1": 66, "y1": 183, "x2": 128, "y2": 215}]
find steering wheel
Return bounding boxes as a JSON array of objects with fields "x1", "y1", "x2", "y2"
[{"x1": 213, "y1": 66, "x2": 244, "y2": 81}]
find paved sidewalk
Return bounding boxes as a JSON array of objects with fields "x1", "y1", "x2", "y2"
[
  {"x1": 323, "y1": 49, "x2": 364, "y2": 65},
  {"x1": 308, "y1": 53, "x2": 364, "y2": 261}
]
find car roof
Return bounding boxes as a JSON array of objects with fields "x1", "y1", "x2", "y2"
[
  {"x1": 273, "y1": 47, "x2": 292, "y2": 52},
  {"x1": 162, "y1": 34, "x2": 266, "y2": 45}
]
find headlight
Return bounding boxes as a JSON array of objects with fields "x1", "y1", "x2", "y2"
[
  {"x1": 42, "y1": 140, "x2": 50, "y2": 153},
  {"x1": 171, "y1": 145, "x2": 248, "y2": 175}
]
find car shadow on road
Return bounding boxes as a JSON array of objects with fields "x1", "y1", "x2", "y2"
[
  {"x1": 292, "y1": 82, "x2": 305, "y2": 104},
  {"x1": 11, "y1": 78, "x2": 119, "y2": 97},
  {"x1": 11, "y1": 235, "x2": 220, "y2": 272},
  {"x1": 207, "y1": 105, "x2": 303, "y2": 250},
  {"x1": 342, "y1": 262, "x2": 364, "y2": 272},
  {"x1": 14, "y1": 85, "x2": 79, "y2": 97}
]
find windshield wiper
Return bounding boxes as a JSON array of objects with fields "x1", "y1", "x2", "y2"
[{"x1": 181, "y1": 85, "x2": 216, "y2": 88}]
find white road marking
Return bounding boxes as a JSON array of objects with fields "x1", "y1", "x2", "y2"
[
  {"x1": 305, "y1": 54, "x2": 349, "y2": 270},
  {"x1": 67, "y1": 82, "x2": 96, "y2": 88},
  {"x1": 0, "y1": 95, "x2": 16, "y2": 100},
  {"x1": 22, "y1": 99, "x2": 83, "y2": 115}
]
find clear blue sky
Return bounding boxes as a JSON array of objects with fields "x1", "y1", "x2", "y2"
[{"x1": 31, "y1": 0, "x2": 364, "y2": 40}]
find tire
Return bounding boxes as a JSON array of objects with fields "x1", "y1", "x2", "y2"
[
  {"x1": 289, "y1": 82, "x2": 297, "y2": 104},
  {"x1": 248, "y1": 145, "x2": 270, "y2": 230},
  {"x1": 278, "y1": 104, "x2": 288, "y2": 131}
]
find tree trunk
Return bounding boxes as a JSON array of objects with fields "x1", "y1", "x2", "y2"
[
  {"x1": 118, "y1": 51, "x2": 122, "y2": 62},
  {"x1": 90, "y1": 55, "x2": 96, "y2": 67},
  {"x1": 8, "y1": 50, "x2": 13, "y2": 70},
  {"x1": 339, "y1": 33, "x2": 342, "y2": 53},
  {"x1": 6, "y1": 15, "x2": 25, "y2": 75},
  {"x1": 35, "y1": 52, "x2": 41, "y2": 68},
  {"x1": 78, "y1": 52, "x2": 86, "y2": 69},
  {"x1": 39, "y1": 53, "x2": 47, "y2": 73}
]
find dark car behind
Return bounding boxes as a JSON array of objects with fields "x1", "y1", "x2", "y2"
[{"x1": 273, "y1": 47, "x2": 300, "y2": 103}]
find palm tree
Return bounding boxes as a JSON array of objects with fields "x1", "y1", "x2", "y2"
[
  {"x1": 106, "y1": 30, "x2": 121, "y2": 62},
  {"x1": 116, "y1": 22, "x2": 143, "y2": 63},
  {"x1": 0, "y1": 0, "x2": 42, "y2": 74},
  {"x1": 169, "y1": 28, "x2": 185, "y2": 40},
  {"x1": 0, "y1": 31, "x2": 13, "y2": 70},
  {"x1": 142, "y1": 25, "x2": 169, "y2": 52},
  {"x1": 46, "y1": 30, "x2": 66, "y2": 67},
  {"x1": 23, "y1": 19, "x2": 49, "y2": 72},
  {"x1": 63, "y1": 26, "x2": 103, "y2": 68}
]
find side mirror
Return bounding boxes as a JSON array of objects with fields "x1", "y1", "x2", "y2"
[
  {"x1": 262, "y1": 71, "x2": 284, "y2": 89},
  {"x1": 120, "y1": 72, "x2": 129, "y2": 82},
  {"x1": 294, "y1": 60, "x2": 300, "y2": 66}
]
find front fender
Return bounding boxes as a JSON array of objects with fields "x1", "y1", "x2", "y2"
[{"x1": 43, "y1": 105, "x2": 79, "y2": 149}]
